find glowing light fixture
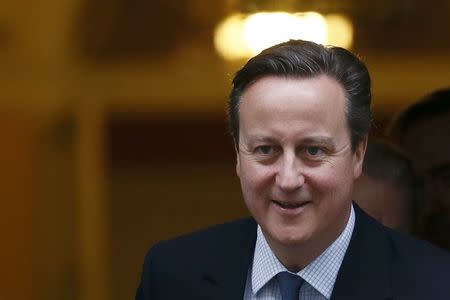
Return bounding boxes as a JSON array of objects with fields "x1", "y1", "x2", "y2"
[
  {"x1": 325, "y1": 14, "x2": 354, "y2": 50},
  {"x1": 214, "y1": 14, "x2": 252, "y2": 61},
  {"x1": 243, "y1": 12, "x2": 327, "y2": 54},
  {"x1": 214, "y1": 12, "x2": 354, "y2": 61}
]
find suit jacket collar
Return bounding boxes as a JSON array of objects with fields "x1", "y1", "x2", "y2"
[{"x1": 331, "y1": 203, "x2": 393, "y2": 300}]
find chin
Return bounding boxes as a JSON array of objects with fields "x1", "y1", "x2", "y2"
[
  {"x1": 271, "y1": 227, "x2": 312, "y2": 248},
  {"x1": 281, "y1": 235, "x2": 311, "y2": 247}
]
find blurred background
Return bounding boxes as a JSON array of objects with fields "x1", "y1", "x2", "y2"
[{"x1": 0, "y1": 0, "x2": 449, "y2": 299}]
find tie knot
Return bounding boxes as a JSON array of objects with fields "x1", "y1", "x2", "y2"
[{"x1": 277, "y1": 271, "x2": 304, "y2": 300}]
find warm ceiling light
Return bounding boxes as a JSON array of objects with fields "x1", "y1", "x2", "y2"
[
  {"x1": 244, "y1": 12, "x2": 327, "y2": 54},
  {"x1": 325, "y1": 14, "x2": 354, "y2": 49},
  {"x1": 214, "y1": 12, "x2": 354, "y2": 61},
  {"x1": 214, "y1": 13, "x2": 252, "y2": 60}
]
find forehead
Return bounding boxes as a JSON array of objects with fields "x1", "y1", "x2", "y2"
[
  {"x1": 237, "y1": 75, "x2": 350, "y2": 142},
  {"x1": 239, "y1": 75, "x2": 347, "y2": 121}
]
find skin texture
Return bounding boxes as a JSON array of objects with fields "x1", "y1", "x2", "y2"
[{"x1": 235, "y1": 75, "x2": 366, "y2": 271}]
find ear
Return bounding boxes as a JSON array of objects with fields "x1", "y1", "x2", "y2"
[
  {"x1": 235, "y1": 145, "x2": 241, "y2": 177},
  {"x1": 353, "y1": 135, "x2": 368, "y2": 179}
]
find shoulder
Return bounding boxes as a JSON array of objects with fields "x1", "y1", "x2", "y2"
[
  {"x1": 356, "y1": 205, "x2": 450, "y2": 273},
  {"x1": 136, "y1": 218, "x2": 257, "y2": 299},
  {"x1": 352, "y1": 205, "x2": 450, "y2": 296},
  {"x1": 383, "y1": 229, "x2": 450, "y2": 297},
  {"x1": 386, "y1": 228, "x2": 450, "y2": 273},
  {"x1": 144, "y1": 217, "x2": 256, "y2": 269}
]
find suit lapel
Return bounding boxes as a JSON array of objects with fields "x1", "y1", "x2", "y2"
[
  {"x1": 201, "y1": 218, "x2": 257, "y2": 300},
  {"x1": 331, "y1": 204, "x2": 393, "y2": 300}
]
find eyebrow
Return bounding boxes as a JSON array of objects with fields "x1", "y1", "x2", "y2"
[
  {"x1": 244, "y1": 135, "x2": 334, "y2": 145},
  {"x1": 300, "y1": 136, "x2": 334, "y2": 145},
  {"x1": 243, "y1": 135, "x2": 277, "y2": 145}
]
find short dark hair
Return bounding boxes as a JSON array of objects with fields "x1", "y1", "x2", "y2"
[
  {"x1": 228, "y1": 39, "x2": 372, "y2": 151},
  {"x1": 388, "y1": 88, "x2": 450, "y2": 144}
]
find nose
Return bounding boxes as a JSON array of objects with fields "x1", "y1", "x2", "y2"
[{"x1": 275, "y1": 153, "x2": 304, "y2": 192}]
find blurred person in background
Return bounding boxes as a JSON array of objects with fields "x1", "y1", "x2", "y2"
[
  {"x1": 352, "y1": 138, "x2": 416, "y2": 234},
  {"x1": 137, "y1": 41, "x2": 450, "y2": 300},
  {"x1": 389, "y1": 88, "x2": 450, "y2": 250}
]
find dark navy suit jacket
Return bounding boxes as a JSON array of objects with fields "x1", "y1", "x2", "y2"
[{"x1": 136, "y1": 205, "x2": 450, "y2": 299}]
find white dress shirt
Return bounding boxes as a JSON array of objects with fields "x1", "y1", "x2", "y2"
[{"x1": 243, "y1": 205, "x2": 355, "y2": 300}]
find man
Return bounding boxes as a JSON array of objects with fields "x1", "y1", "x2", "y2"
[
  {"x1": 136, "y1": 40, "x2": 450, "y2": 299},
  {"x1": 388, "y1": 88, "x2": 450, "y2": 250},
  {"x1": 352, "y1": 138, "x2": 416, "y2": 234}
]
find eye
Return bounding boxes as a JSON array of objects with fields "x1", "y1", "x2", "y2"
[
  {"x1": 306, "y1": 146, "x2": 322, "y2": 156},
  {"x1": 255, "y1": 145, "x2": 276, "y2": 155}
]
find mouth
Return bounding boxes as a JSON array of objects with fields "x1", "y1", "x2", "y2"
[{"x1": 272, "y1": 200, "x2": 311, "y2": 210}]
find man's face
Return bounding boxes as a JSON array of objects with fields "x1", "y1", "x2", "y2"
[
  {"x1": 402, "y1": 112, "x2": 450, "y2": 216},
  {"x1": 236, "y1": 75, "x2": 366, "y2": 254}
]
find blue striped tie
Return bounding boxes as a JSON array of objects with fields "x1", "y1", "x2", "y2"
[{"x1": 277, "y1": 271, "x2": 304, "y2": 300}]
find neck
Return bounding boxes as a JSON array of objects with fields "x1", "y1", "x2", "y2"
[{"x1": 265, "y1": 205, "x2": 351, "y2": 272}]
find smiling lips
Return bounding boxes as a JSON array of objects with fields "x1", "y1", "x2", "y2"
[{"x1": 272, "y1": 200, "x2": 310, "y2": 209}]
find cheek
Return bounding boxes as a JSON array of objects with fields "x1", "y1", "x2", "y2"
[
  {"x1": 238, "y1": 163, "x2": 275, "y2": 201},
  {"x1": 305, "y1": 164, "x2": 352, "y2": 188},
  {"x1": 305, "y1": 162, "x2": 354, "y2": 195},
  {"x1": 240, "y1": 161, "x2": 275, "y2": 185}
]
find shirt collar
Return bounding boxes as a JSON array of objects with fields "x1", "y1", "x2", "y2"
[{"x1": 251, "y1": 204, "x2": 355, "y2": 299}]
